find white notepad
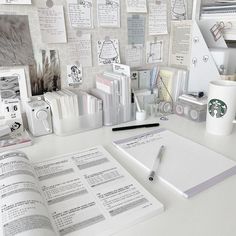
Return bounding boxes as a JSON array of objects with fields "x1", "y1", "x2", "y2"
[{"x1": 113, "y1": 128, "x2": 236, "y2": 198}]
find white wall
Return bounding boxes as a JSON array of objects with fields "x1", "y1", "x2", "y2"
[{"x1": 0, "y1": 0, "x2": 195, "y2": 92}]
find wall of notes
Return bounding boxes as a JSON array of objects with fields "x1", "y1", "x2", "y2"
[{"x1": 0, "y1": 0, "x2": 194, "y2": 96}]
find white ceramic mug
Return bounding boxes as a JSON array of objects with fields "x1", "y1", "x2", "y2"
[{"x1": 206, "y1": 80, "x2": 236, "y2": 135}]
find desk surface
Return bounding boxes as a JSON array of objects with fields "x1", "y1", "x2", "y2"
[{"x1": 21, "y1": 115, "x2": 236, "y2": 236}]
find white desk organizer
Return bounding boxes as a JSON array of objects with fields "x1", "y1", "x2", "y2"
[
  {"x1": 52, "y1": 111, "x2": 103, "y2": 136},
  {"x1": 103, "y1": 103, "x2": 136, "y2": 126}
]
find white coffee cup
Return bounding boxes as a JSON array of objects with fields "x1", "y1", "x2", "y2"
[{"x1": 206, "y1": 80, "x2": 236, "y2": 135}]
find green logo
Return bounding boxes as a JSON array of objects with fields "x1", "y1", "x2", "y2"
[{"x1": 208, "y1": 99, "x2": 227, "y2": 118}]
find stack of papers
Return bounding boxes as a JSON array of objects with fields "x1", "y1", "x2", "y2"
[{"x1": 113, "y1": 128, "x2": 236, "y2": 198}]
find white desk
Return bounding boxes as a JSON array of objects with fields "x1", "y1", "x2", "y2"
[{"x1": 21, "y1": 114, "x2": 236, "y2": 236}]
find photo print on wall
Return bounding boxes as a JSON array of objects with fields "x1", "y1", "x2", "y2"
[{"x1": 30, "y1": 49, "x2": 61, "y2": 96}]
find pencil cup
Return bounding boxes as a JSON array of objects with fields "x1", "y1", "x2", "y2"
[
  {"x1": 206, "y1": 80, "x2": 236, "y2": 135},
  {"x1": 136, "y1": 110, "x2": 146, "y2": 121}
]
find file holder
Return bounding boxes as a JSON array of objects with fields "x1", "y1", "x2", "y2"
[
  {"x1": 52, "y1": 111, "x2": 103, "y2": 136},
  {"x1": 103, "y1": 103, "x2": 136, "y2": 126}
]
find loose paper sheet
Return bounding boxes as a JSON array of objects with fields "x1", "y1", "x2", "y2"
[
  {"x1": 38, "y1": 5, "x2": 67, "y2": 44},
  {"x1": 169, "y1": 21, "x2": 192, "y2": 67},
  {"x1": 126, "y1": 0, "x2": 147, "y2": 13},
  {"x1": 97, "y1": 38, "x2": 120, "y2": 65},
  {"x1": 125, "y1": 44, "x2": 143, "y2": 67},
  {"x1": 171, "y1": 0, "x2": 187, "y2": 20},
  {"x1": 146, "y1": 40, "x2": 163, "y2": 63},
  {"x1": 0, "y1": 15, "x2": 34, "y2": 66},
  {"x1": 67, "y1": 33, "x2": 92, "y2": 67},
  {"x1": 0, "y1": 0, "x2": 31, "y2": 4},
  {"x1": 97, "y1": 0, "x2": 120, "y2": 27},
  {"x1": 148, "y1": 1, "x2": 168, "y2": 35},
  {"x1": 67, "y1": 0, "x2": 93, "y2": 29},
  {"x1": 127, "y1": 15, "x2": 145, "y2": 45}
]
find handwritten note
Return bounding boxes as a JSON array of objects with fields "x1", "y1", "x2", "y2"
[
  {"x1": 0, "y1": 0, "x2": 31, "y2": 4},
  {"x1": 125, "y1": 44, "x2": 143, "y2": 67},
  {"x1": 97, "y1": 38, "x2": 120, "y2": 65},
  {"x1": 127, "y1": 15, "x2": 145, "y2": 45},
  {"x1": 126, "y1": 0, "x2": 147, "y2": 13},
  {"x1": 67, "y1": 0, "x2": 93, "y2": 29},
  {"x1": 97, "y1": 0, "x2": 120, "y2": 27},
  {"x1": 146, "y1": 40, "x2": 163, "y2": 64},
  {"x1": 67, "y1": 33, "x2": 92, "y2": 67},
  {"x1": 148, "y1": 1, "x2": 168, "y2": 35},
  {"x1": 38, "y1": 5, "x2": 67, "y2": 44}
]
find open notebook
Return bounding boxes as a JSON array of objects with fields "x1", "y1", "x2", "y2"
[{"x1": 113, "y1": 128, "x2": 236, "y2": 198}]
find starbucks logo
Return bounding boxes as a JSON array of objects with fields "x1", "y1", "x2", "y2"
[{"x1": 208, "y1": 99, "x2": 227, "y2": 118}]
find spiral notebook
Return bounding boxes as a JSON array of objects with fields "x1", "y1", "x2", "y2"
[{"x1": 113, "y1": 128, "x2": 236, "y2": 198}]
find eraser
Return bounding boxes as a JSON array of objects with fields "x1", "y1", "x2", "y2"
[{"x1": 136, "y1": 110, "x2": 147, "y2": 121}]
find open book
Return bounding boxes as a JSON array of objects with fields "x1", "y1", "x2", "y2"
[
  {"x1": 113, "y1": 128, "x2": 236, "y2": 198},
  {"x1": 0, "y1": 146, "x2": 163, "y2": 236}
]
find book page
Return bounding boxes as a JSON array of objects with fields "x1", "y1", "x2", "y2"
[
  {"x1": 33, "y1": 146, "x2": 163, "y2": 236},
  {"x1": 0, "y1": 151, "x2": 56, "y2": 236},
  {"x1": 169, "y1": 20, "x2": 192, "y2": 68}
]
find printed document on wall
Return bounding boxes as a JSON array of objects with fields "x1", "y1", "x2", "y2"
[
  {"x1": 97, "y1": 0, "x2": 120, "y2": 27},
  {"x1": 67, "y1": 0, "x2": 93, "y2": 29},
  {"x1": 148, "y1": 1, "x2": 168, "y2": 35},
  {"x1": 126, "y1": 0, "x2": 147, "y2": 13},
  {"x1": 146, "y1": 40, "x2": 163, "y2": 64},
  {"x1": 38, "y1": 5, "x2": 67, "y2": 44},
  {"x1": 169, "y1": 21, "x2": 192, "y2": 68},
  {"x1": 127, "y1": 15, "x2": 145, "y2": 45},
  {"x1": 0, "y1": 0, "x2": 31, "y2": 4},
  {"x1": 97, "y1": 38, "x2": 120, "y2": 65},
  {"x1": 67, "y1": 33, "x2": 93, "y2": 67},
  {"x1": 125, "y1": 44, "x2": 143, "y2": 67},
  {"x1": 171, "y1": 0, "x2": 187, "y2": 20}
]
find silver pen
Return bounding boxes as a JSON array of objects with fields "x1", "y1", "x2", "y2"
[{"x1": 149, "y1": 145, "x2": 165, "y2": 181}]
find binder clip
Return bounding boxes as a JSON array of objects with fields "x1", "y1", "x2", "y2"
[{"x1": 210, "y1": 21, "x2": 232, "y2": 42}]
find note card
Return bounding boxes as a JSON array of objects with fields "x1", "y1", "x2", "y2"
[
  {"x1": 146, "y1": 40, "x2": 163, "y2": 64},
  {"x1": 67, "y1": 0, "x2": 93, "y2": 29},
  {"x1": 169, "y1": 20, "x2": 191, "y2": 67},
  {"x1": 97, "y1": 0, "x2": 120, "y2": 27},
  {"x1": 67, "y1": 33, "x2": 92, "y2": 67},
  {"x1": 97, "y1": 38, "x2": 120, "y2": 65},
  {"x1": 127, "y1": 15, "x2": 145, "y2": 45},
  {"x1": 148, "y1": 1, "x2": 168, "y2": 35},
  {"x1": 38, "y1": 5, "x2": 67, "y2": 44},
  {"x1": 67, "y1": 64, "x2": 83, "y2": 86},
  {"x1": 171, "y1": 0, "x2": 187, "y2": 20},
  {"x1": 126, "y1": 0, "x2": 147, "y2": 13},
  {"x1": 125, "y1": 44, "x2": 143, "y2": 67},
  {"x1": 0, "y1": 0, "x2": 31, "y2": 3}
]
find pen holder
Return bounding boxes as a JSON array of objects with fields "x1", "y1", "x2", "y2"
[
  {"x1": 103, "y1": 103, "x2": 136, "y2": 126},
  {"x1": 52, "y1": 111, "x2": 103, "y2": 136}
]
